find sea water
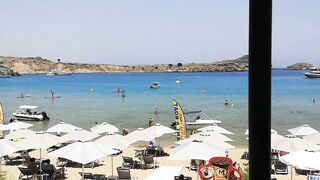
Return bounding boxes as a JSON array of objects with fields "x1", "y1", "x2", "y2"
[{"x1": 0, "y1": 70, "x2": 319, "y2": 146}]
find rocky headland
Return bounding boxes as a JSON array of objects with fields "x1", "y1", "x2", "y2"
[
  {"x1": 0, "y1": 55, "x2": 249, "y2": 74},
  {"x1": 286, "y1": 63, "x2": 315, "y2": 70}
]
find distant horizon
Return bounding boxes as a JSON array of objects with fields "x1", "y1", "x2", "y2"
[{"x1": 0, "y1": 0, "x2": 319, "y2": 67}]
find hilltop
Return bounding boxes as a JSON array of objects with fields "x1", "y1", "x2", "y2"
[{"x1": 0, "y1": 55, "x2": 249, "y2": 74}]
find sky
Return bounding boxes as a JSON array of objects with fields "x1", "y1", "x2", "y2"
[{"x1": 0, "y1": 0, "x2": 319, "y2": 67}]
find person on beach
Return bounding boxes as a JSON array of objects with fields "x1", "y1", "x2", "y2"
[
  {"x1": 28, "y1": 158, "x2": 40, "y2": 174},
  {"x1": 148, "y1": 117, "x2": 155, "y2": 126},
  {"x1": 313, "y1": 98, "x2": 316, "y2": 103},
  {"x1": 50, "y1": 90, "x2": 54, "y2": 98},
  {"x1": 122, "y1": 128, "x2": 129, "y2": 135}
]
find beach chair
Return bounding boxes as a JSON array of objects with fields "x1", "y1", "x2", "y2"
[
  {"x1": 18, "y1": 167, "x2": 34, "y2": 179},
  {"x1": 274, "y1": 160, "x2": 288, "y2": 175},
  {"x1": 3, "y1": 155, "x2": 23, "y2": 165},
  {"x1": 79, "y1": 172, "x2": 95, "y2": 180},
  {"x1": 117, "y1": 167, "x2": 132, "y2": 180},
  {"x1": 142, "y1": 155, "x2": 159, "y2": 169},
  {"x1": 42, "y1": 164, "x2": 65, "y2": 180},
  {"x1": 122, "y1": 156, "x2": 140, "y2": 169}
]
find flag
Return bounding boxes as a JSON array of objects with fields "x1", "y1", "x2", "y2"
[{"x1": 173, "y1": 99, "x2": 187, "y2": 140}]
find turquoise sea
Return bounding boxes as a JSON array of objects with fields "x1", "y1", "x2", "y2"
[{"x1": 0, "y1": 70, "x2": 319, "y2": 146}]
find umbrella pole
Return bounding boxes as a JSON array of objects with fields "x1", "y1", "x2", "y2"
[
  {"x1": 111, "y1": 156, "x2": 114, "y2": 176},
  {"x1": 82, "y1": 164, "x2": 84, "y2": 180},
  {"x1": 39, "y1": 148, "x2": 42, "y2": 171},
  {"x1": 291, "y1": 166, "x2": 293, "y2": 180}
]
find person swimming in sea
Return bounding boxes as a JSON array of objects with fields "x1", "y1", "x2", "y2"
[{"x1": 225, "y1": 100, "x2": 229, "y2": 106}]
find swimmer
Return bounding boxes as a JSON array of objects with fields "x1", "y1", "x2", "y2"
[
  {"x1": 312, "y1": 98, "x2": 316, "y2": 103},
  {"x1": 225, "y1": 100, "x2": 229, "y2": 106}
]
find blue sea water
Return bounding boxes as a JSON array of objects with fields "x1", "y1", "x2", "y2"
[{"x1": 0, "y1": 70, "x2": 319, "y2": 146}]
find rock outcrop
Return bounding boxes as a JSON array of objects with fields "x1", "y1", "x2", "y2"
[
  {"x1": 0, "y1": 55, "x2": 249, "y2": 74},
  {"x1": 287, "y1": 63, "x2": 314, "y2": 70}
]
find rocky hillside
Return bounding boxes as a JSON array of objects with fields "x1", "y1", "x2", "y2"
[
  {"x1": 287, "y1": 63, "x2": 314, "y2": 70},
  {"x1": 0, "y1": 55, "x2": 249, "y2": 74},
  {"x1": 0, "y1": 61, "x2": 19, "y2": 77}
]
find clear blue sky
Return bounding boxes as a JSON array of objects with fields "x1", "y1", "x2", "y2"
[{"x1": 0, "y1": 0, "x2": 319, "y2": 67}]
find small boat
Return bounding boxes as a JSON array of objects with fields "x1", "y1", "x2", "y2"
[
  {"x1": 12, "y1": 105, "x2": 50, "y2": 121},
  {"x1": 305, "y1": 68, "x2": 320, "y2": 78},
  {"x1": 47, "y1": 68, "x2": 71, "y2": 76},
  {"x1": 150, "y1": 82, "x2": 160, "y2": 89},
  {"x1": 171, "y1": 110, "x2": 221, "y2": 130}
]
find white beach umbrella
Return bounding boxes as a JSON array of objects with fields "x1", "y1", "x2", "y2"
[
  {"x1": 169, "y1": 140, "x2": 226, "y2": 160},
  {"x1": 5, "y1": 129, "x2": 36, "y2": 140},
  {"x1": 47, "y1": 141, "x2": 118, "y2": 179},
  {"x1": 197, "y1": 125, "x2": 233, "y2": 135},
  {"x1": 90, "y1": 122, "x2": 119, "y2": 134},
  {"x1": 190, "y1": 131, "x2": 233, "y2": 142},
  {"x1": 6, "y1": 121, "x2": 33, "y2": 131},
  {"x1": 0, "y1": 124, "x2": 9, "y2": 131},
  {"x1": 60, "y1": 129, "x2": 99, "y2": 142},
  {"x1": 95, "y1": 133, "x2": 132, "y2": 150},
  {"x1": 245, "y1": 129, "x2": 277, "y2": 135},
  {"x1": 288, "y1": 124, "x2": 319, "y2": 136},
  {"x1": 280, "y1": 149, "x2": 320, "y2": 171},
  {"x1": 94, "y1": 133, "x2": 132, "y2": 176},
  {"x1": 175, "y1": 137, "x2": 236, "y2": 150},
  {"x1": 22, "y1": 131, "x2": 61, "y2": 150},
  {"x1": 303, "y1": 133, "x2": 320, "y2": 145},
  {"x1": 271, "y1": 133, "x2": 286, "y2": 147},
  {"x1": 46, "y1": 121, "x2": 79, "y2": 133},
  {"x1": 125, "y1": 128, "x2": 157, "y2": 144},
  {"x1": 143, "y1": 123, "x2": 177, "y2": 138},
  {"x1": 0, "y1": 139, "x2": 32, "y2": 157},
  {"x1": 146, "y1": 166, "x2": 183, "y2": 180},
  {"x1": 272, "y1": 135, "x2": 320, "y2": 153}
]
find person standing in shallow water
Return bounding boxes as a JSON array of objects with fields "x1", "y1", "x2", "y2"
[{"x1": 225, "y1": 100, "x2": 229, "y2": 106}]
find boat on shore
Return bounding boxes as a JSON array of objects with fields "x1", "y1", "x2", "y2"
[
  {"x1": 12, "y1": 105, "x2": 50, "y2": 121},
  {"x1": 47, "y1": 68, "x2": 71, "y2": 76},
  {"x1": 305, "y1": 68, "x2": 320, "y2": 78},
  {"x1": 171, "y1": 110, "x2": 222, "y2": 130},
  {"x1": 150, "y1": 82, "x2": 160, "y2": 89}
]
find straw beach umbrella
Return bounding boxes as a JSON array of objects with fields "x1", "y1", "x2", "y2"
[
  {"x1": 197, "y1": 125, "x2": 233, "y2": 135},
  {"x1": 46, "y1": 121, "x2": 79, "y2": 133},
  {"x1": 60, "y1": 129, "x2": 99, "y2": 143},
  {"x1": 143, "y1": 123, "x2": 177, "y2": 138},
  {"x1": 90, "y1": 122, "x2": 119, "y2": 134},
  {"x1": 288, "y1": 124, "x2": 319, "y2": 136},
  {"x1": 47, "y1": 141, "x2": 118, "y2": 179}
]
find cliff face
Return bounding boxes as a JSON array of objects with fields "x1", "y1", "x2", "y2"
[{"x1": 0, "y1": 55, "x2": 249, "y2": 74}]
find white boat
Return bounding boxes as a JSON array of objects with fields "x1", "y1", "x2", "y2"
[
  {"x1": 171, "y1": 110, "x2": 221, "y2": 130},
  {"x1": 305, "y1": 68, "x2": 320, "y2": 78},
  {"x1": 12, "y1": 105, "x2": 50, "y2": 121},
  {"x1": 47, "y1": 68, "x2": 71, "y2": 76},
  {"x1": 150, "y1": 82, "x2": 160, "y2": 89}
]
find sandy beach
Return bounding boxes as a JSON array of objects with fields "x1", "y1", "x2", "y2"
[{"x1": 0, "y1": 144, "x2": 308, "y2": 180}]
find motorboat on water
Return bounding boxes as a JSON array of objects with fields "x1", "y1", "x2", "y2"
[
  {"x1": 47, "y1": 68, "x2": 71, "y2": 76},
  {"x1": 150, "y1": 82, "x2": 160, "y2": 89},
  {"x1": 305, "y1": 68, "x2": 320, "y2": 78},
  {"x1": 171, "y1": 110, "x2": 221, "y2": 130},
  {"x1": 12, "y1": 105, "x2": 50, "y2": 121}
]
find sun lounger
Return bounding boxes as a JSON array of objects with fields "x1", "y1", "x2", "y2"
[
  {"x1": 142, "y1": 156, "x2": 159, "y2": 169},
  {"x1": 117, "y1": 167, "x2": 138, "y2": 180},
  {"x1": 42, "y1": 164, "x2": 65, "y2": 180},
  {"x1": 18, "y1": 166, "x2": 48, "y2": 180},
  {"x1": 274, "y1": 160, "x2": 288, "y2": 175},
  {"x1": 3, "y1": 155, "x2": 23, "y2": 164},
  {"x1": 122, "y1": 156, "x2": 141, "y2": 169},
  {"x1": 79, "y1": 172, "x2": 96, "y2": 180}
]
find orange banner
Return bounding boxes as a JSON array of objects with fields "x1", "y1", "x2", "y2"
[{"x1": 173, "y1": 99, "x2": 187, "y2": 140}]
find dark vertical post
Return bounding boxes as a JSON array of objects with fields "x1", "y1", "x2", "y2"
[{"x1": 249, "y1": 0, "x2": 272, "y2": 179}]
